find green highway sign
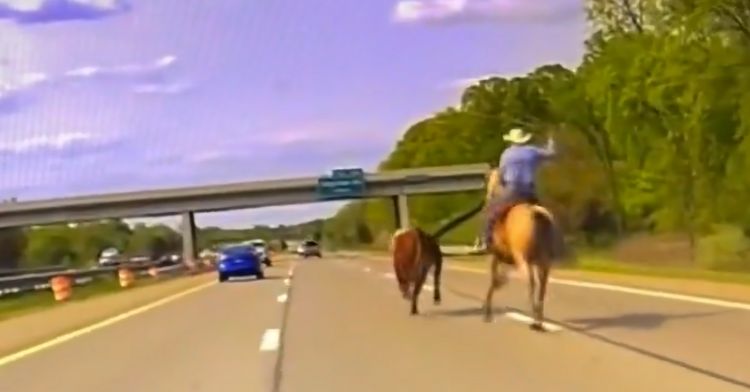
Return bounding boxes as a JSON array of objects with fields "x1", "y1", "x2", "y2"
[
  {"x1": 317, "y1": 168, "x2": 366, "y2": 200},
  {"x1": 331, "y1": 168, "x2": 365, "y2": 179}
]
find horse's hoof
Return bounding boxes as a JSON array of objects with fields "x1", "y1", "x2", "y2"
[
  {"x1": 530, "y1": 323, "x2": 546, "y2": 332},
  {"x1": 433, "y1": 298, "x2": 442, "y2": 305},
  {"x1": 483, "y1": 313, "x2": 494, "y2": 323}
]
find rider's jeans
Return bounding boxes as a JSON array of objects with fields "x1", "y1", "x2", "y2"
[{"x1": 482, "y1": 185, "x2": 538, "y2": 248}]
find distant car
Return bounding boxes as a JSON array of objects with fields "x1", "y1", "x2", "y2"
[
  {"x1": 246, "y1": 239, "x2": 272, "y2": 266},
  {"x1": 98, "y1": 247, "x2": 122, "y2": 267},
  {"x1": 217, "y1": 245, "x2": 265, "y2": 282},
  {"x1": 296, "y1": 240, "x2": 322, "y2": 258},
  {"x1": 155, "y1": 253, "x2": 181, "y2": 267},
  {"x1": 128, "y1": 255, "x2": 152, "y2": 264}
]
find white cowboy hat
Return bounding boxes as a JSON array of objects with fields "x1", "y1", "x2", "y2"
[{"x1": 503, "y1": 128, "x2": 532, "y2": 144}]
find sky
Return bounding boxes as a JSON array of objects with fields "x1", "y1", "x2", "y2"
[{"x1": 0, "y1": 0, "x2": 586, "y2": 229}]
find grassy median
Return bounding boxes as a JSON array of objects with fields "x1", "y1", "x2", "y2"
[
  {"x1": 0, "y1": 275, "x2": 167, "y2": 322},
  {"x1": 447, "y1": 253, "x2": 750, "y2": 286}
]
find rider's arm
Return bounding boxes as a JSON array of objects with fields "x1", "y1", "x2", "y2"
[{"x1": 533, "y1": 136, "x2": 556, "y2": 159}]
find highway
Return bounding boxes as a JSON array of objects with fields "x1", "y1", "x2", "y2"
[{"x1": 0, "y1": 256, "x2": 748, "y2": 391}]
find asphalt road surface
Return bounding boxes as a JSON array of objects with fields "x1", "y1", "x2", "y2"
[{"x1": 0, "y1": 256, "x2": 748, "y2": 392}]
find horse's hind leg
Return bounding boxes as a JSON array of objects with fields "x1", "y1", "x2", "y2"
[
  {"x1": 527, "y1": 264, "x2": 537, "y2": 321},
  {"x1": 410, "y1": 264, "x2": 429, "y2": 315},
  {"x1": 482, "y1": 254, "x2": 507, "y2": 323},
  {"x1": 432, "y1": 256, "x2": 442, "y2": 305},
  {"x1": 530, "y1": 264, "x2": 550, "y2": 332}
]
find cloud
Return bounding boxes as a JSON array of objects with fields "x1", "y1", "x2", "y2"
[
  {"x1": 443, "y1": 73, "x2": 497, "y2": 89},
  {"x1": 132, "y1": 81, "x2": 192, "y2": 95},
  {"x1": 64, "y1": 54, "x2": 179, "y2": 80},
  {"x1": 0, "y1": 131, "x2": 110, "y2": 154},
  {"x1": 0, "y1": 70, "x2": 54, "y2": 112},
  {"x1": 0, "y1": 0, "x2": 131, "y2": 24},
  {"x1": 441, "y1": 71, "x2": 529, "y2": 90},
  {"x1": 392, "y1": 0, "x2": 580, "y2": 24},
  {"x1": 0, "y1": 54, "x2": 187, "y2": 113}
]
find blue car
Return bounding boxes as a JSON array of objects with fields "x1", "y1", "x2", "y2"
[{"x1": 217, "y1": 245, "x2": 265, "y2": 282}]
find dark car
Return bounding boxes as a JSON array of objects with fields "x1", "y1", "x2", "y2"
[
  {"x1": 217, "y1": 245, "x2": 265, "y2": 282},
  {"x1": 155, "y1": 253, "x2": 182, "y2": 267},
  {"x1": 296, "y1": 240, "x2": 322, "y2": 258}
]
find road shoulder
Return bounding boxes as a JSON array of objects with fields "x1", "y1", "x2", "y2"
[{"x1": 0, "y1": 273, "x2": 215, "y2": 357}]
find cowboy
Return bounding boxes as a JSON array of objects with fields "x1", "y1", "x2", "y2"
[{"x1": 482, "y1": 128, "x2": 556, "y2": 250}]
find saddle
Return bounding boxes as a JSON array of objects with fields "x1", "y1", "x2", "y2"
[{"x1": 485, "y1": 195, "x2": 540, "y2": 256}]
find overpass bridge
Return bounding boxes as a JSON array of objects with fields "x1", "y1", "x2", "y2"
[{"x1": 0, "y1": 163, "x2": 490, "y2": 262}]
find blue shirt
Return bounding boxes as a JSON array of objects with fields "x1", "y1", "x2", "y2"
[{"x1": 498, "y1": 138, "x2": 555, "y2": 193}]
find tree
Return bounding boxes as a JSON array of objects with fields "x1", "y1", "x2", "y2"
[
  {"x1": 0, "y1": 227, "x2": 27, "y2": 269},
  {"x1": 25, "y1": 227, "x2": 77, "y2": 267}
]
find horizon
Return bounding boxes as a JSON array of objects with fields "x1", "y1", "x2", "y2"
[{"x1": 0, "y1": 0, "x2": 585, "y2": 229}]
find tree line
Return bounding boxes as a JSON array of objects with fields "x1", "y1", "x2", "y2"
[
  {"x1": 322, "y1": 0, "x2": 750, "y2": 271},
  {"x1": 0, "y1": 218, "x2": 324, "y2": 269}
]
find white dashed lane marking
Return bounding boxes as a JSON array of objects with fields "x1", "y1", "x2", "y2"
[
  {"x1": 503, "y1": 311, "x2": 564, "y2": 332},
  {"x1": 259, "y1": 329, "x2": 280, "y2": 352}
]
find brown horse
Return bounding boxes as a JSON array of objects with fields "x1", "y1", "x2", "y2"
[
  {"x1": 483, "y1": 169, "x2": 565, "y2": 331},
  {"x1": 391, "y1": 201, "x2": 485, "y2": 316}
]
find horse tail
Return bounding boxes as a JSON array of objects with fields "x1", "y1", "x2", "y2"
[{"x1": 530, "y1": 206, "x2": 564, "y2": 262}]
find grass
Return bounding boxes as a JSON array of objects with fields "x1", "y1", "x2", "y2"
[
  {"x1": 0, "y1": 275, "x2": 165, "y2": 322},
  {"x1": 447, "y1": 253, "x2": 750, "y2": 286}
]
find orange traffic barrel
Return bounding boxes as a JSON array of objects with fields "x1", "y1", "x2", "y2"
[
  {"x1": 148, "y1": 266, "x2": 159, "y2": 278},
  {"x1": 118, "y1": 268, "x2": 135, "y2": 288},
  {"x1": 49, "y1": 275, "x2": 72, "y2": 302}
]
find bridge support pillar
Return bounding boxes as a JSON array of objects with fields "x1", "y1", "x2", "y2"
[
  {"x1": 181, "y1": 211, "x2": 197, "y2": 264},
  {"x1": 392, "y1": 194, "x2": 410, "y2": 230}
]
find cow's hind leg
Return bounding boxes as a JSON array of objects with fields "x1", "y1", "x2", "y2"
[
  {"x1": 410, "y1": 263, "x2": 429, "y2": 315},
  {"x1": 396, "y1": 271, "x2": 411, "y2": 300},
  {"x1": 433, "y1": 256, "x2": 442, "y2": 305}
]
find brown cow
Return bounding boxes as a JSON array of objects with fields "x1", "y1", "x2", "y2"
[{"x1": 391, "y1": 201, "x2": 485, "y2": 316}]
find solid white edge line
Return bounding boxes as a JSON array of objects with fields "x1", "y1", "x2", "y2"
[
  {"x1": 0, "y1": 281, "x2": 216, "y2": 368},
  {"x1": 259, "y1": 328, "x2": 280, "y2": 352},
  {"x1": 550, "y1": 277, "x2": 750, "y2": 311},
  {"x1": 277, "y1": 293, "x2": 288, "y2": 303},
  {"x1": 447, "y1": 266, "x2": 750, "y2": 311},
  {"x1": 504, "y1": 311, "x2": 563, "y2": 332}
]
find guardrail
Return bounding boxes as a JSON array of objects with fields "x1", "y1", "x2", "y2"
[
  {"x1": 0, "y1": 262, "x2": 192, "y2": 298},
  {"x1": 0, "y1": 265, "x2": 69, "y2": 278}
]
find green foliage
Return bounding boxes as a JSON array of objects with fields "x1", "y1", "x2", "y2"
[
  {"x1": 697, "y1": 225, "x2": 750, "y2": 272},
  {"x1": 25, "y1": 226, "x2": 78, "y2": 267},
  {"x1": 0, "y1": 228, "x2": 27, "y2": 269},
  {"x1": 317, "y1": 1, "x2": 750, "y2": 271},
  {"x1": 127, "y1": 224, "x2": 181, "y2": 259}
]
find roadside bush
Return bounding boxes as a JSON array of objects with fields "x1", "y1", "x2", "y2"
[{"x1": 696, "y1": 225, "x2": 750, "y2": 272}]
